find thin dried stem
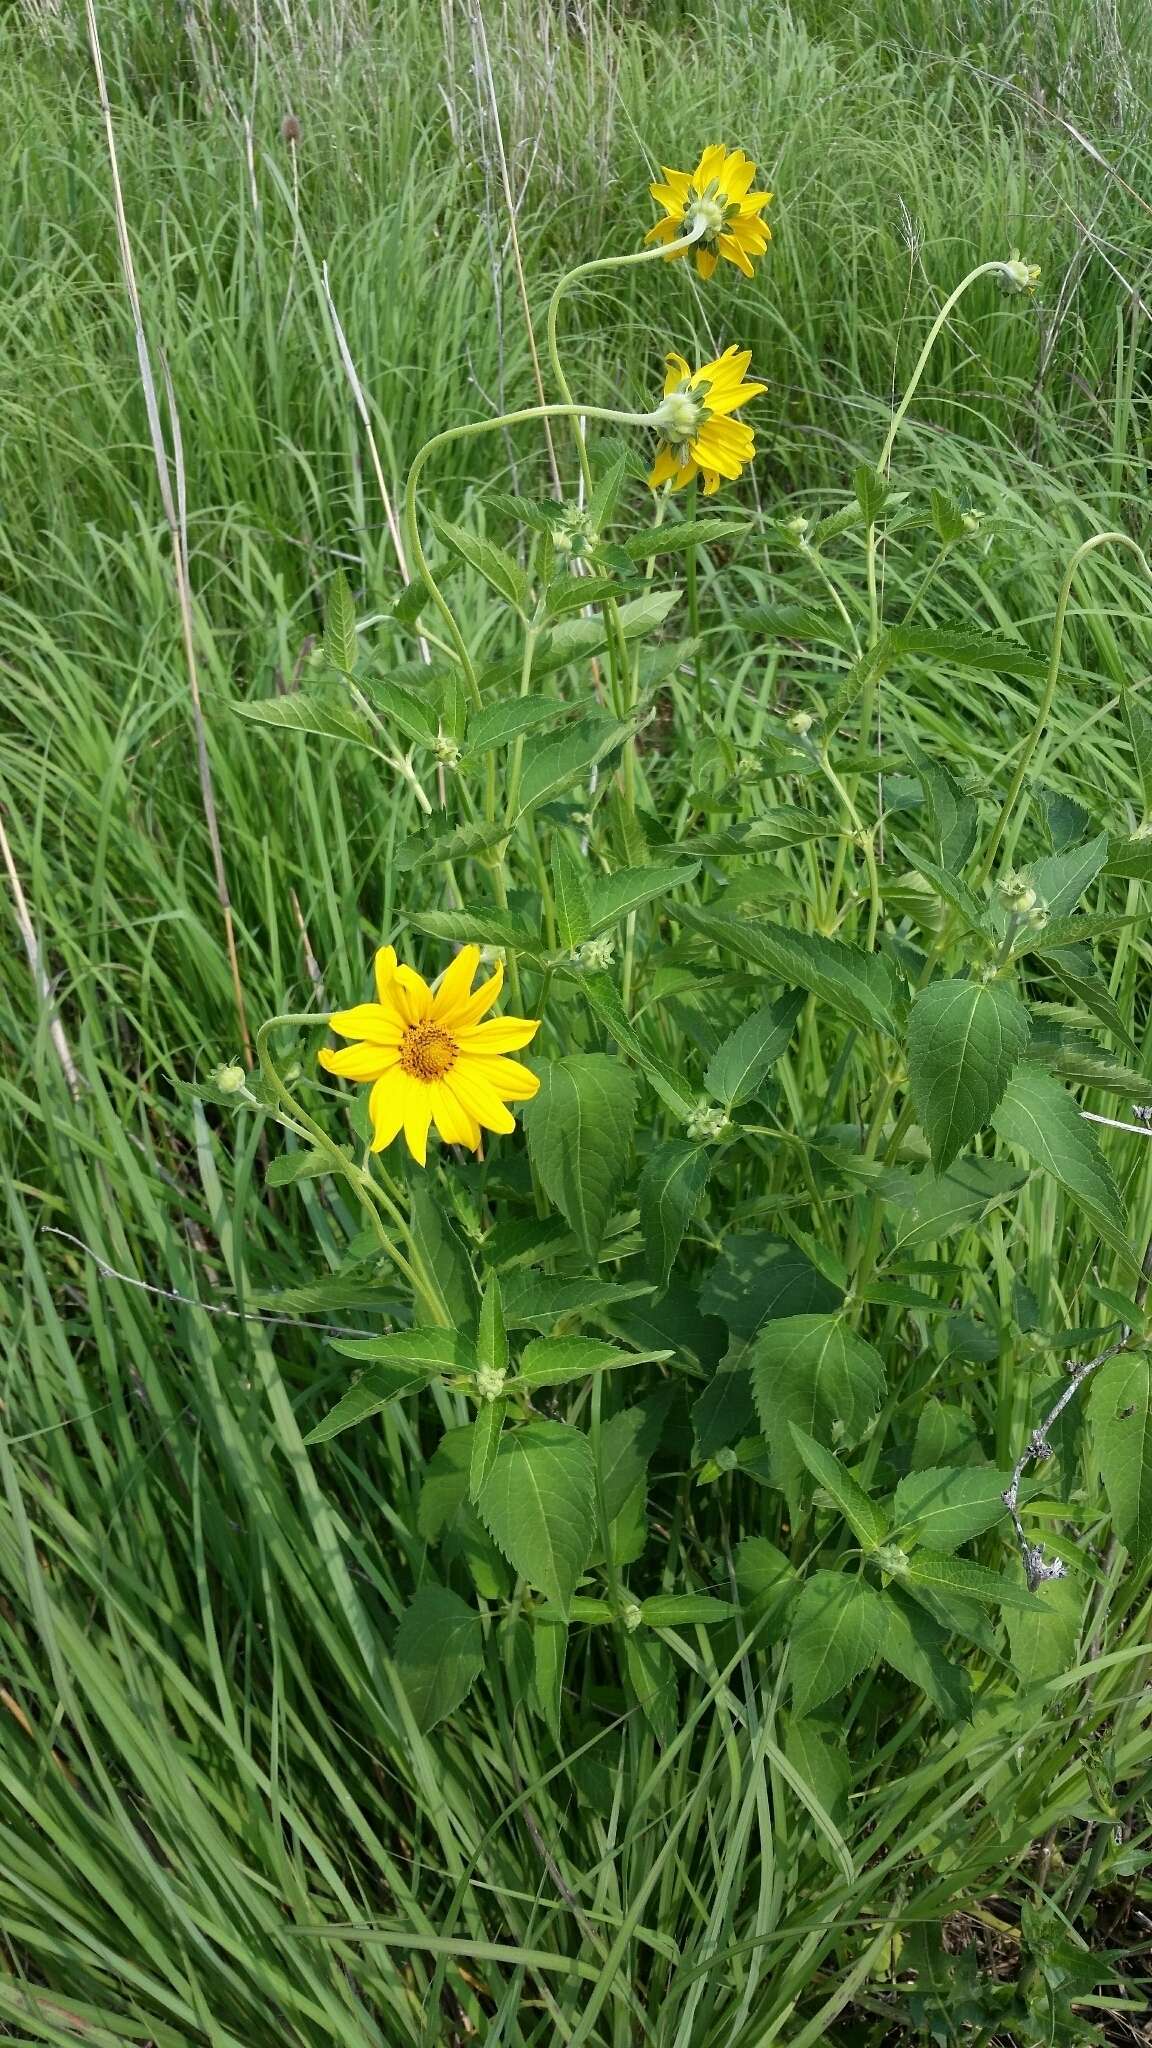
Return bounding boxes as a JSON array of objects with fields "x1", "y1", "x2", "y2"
[{"x1": 0, "y1": 800, "x2": 83, "y2": 1099}]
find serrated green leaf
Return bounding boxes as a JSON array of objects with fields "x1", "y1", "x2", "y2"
[
  {"x1": 640, "y1": 1594, "x2": 738, "y2": 1625},
  {"x1": 992, "y1": 1066, "x2": 1131, "y2": 1266},
  {"x1": 468, "y1": 1398, "x2": 505, "y2": 1501},
  {"x1": 522, "y1": 1054, "x2": 637, "y2": 1255},
  {"x1": 516, "y1": 1337, "x2": 651, "y2": 1387},
  {"x1": 625, "y1": 516, "x2": 753, "y2": 560},
  {"x1": 1004, "y1": 1573, "x2": 1081, "y2": 1686},
  {"x1": 854, "y1": 464, "x2": 888, "y2": 523},
  {"x1": 404, "y1": 906, "x2": 539, "y2": 951},
  {"x1": 235, "y1": 687, "x2": 371, "y2": 746},
  {"x1": 552, "y1": 835, "x2": 592, "y2": 949},
  {"x1": 903, "y1": 1549, "x2": 1037, "y2": 1610},
  {"x1": 884, "y1": 621, "x2": 1043, "y2": 677},
  {"x1": 691, "y1": 1356, "x2": 757, "y2": 1459},
  {"x1": 544, "y1": 574, "x2": 621, "y2": 619},
  {"x1": 393, "y1": 1585, "x2": 482, "y2": 1732},
  {"x1": 586, "y1": 861, "x2": 700, "y2": 933},
  {"x1": 361, "y1": 677, "x2": 439, "y2": 746},
  {"x1": 892, "y1": 1465, "x2": 1012, "y2": 1552},
  {"x1": 515, "y1": 718, "x2": 630, "y2": 817},
  {"x1": 304, "y1": 1360, "x2": 436, "y2": 1444},
  {"x1": 429, "y1": 512, "x2": 530, "y2": 616},
  {"x1": 751, "y1": 1314, "x2": 885, "y2": 1508},
  {"x1": 908, "y1": 978, "x2": 1030, "y2": 1171},
  {"x1": 1088, "y1": 1351, "x2": 1152, "y2": 1558},
  {"x1": 477, "y1": 1273, "x2": 508, "y2": 1376},
  {"x1": 682, "y1": 911, "x2": 900, "y2": 1036},
  {"x1": 394, "y1": 820, "x2": 509, "y2": 871},
  {"x1": 599, "y1": 1394, "x2": 671, "y2": 1523},
  {"x1": 747, "y1": 601, "x2": 854, "y2": 645},
  {"x1": 704, "y1": 989, "x2": 805, "y2": 1106},
  {"x1": 1123, "y1": 692, "x2": 1152, "y2": 813},
  {"x1": 789, "y1": 1571, "x2": 886, "y2": 1713},
  {"x1": 463, "y1": 696, "x2": 566, "y2": 755},
  {"x1": 325, "y1": 568, "x2": 358, "y2": 674},
  {"x1": 328, "y1": 1328, "x2": 473, "y2": 1371},
  {"x1": 265, "y1": 1147, "x2": 331, "y2": 1187},
  {"x1": 789, "y1": 1426, "x2": 888, "y2": 1547},
  {"x1": 894, "y1": 843, "x2": 990, "y2": 931},
  {"x1": 901, "y1": 732, "x2": 978, "y2": 870},
  {"x1": 653, "y1": 810, "x2": 832, "y2": 858},
  {"x1": 929, "y1": 489, "x2": 970, "y2": 546},
  {"x1": 734, "y1": 1536, "x2": 799, "y2": 1635},
  {"x1": 500, "y1": 1272, "x2": 653, "y2": 1328},
  {"x1": 1042, "y1": 946, "x2": 1135, "y2": 1051},
  {"x1": 700, "y1": 1235, "x2": 841, "y2": 1339},
  {"x1": 879, "y1": 1585, "x2": 972, "y2": 1720},
  {"x1": 638, "y1": 1140, "x2": 712, "y2": 1289},
  {"x1": 1024, "y1": 831, "x2": 1109, "y2": 918},
  {"x1": 578, "y1": 973, "x2": 695, "y2": 1117},
  {"x1": 879, "y1": 1159, "x2": 1026, "y2": 1251},
  {"x1": 624, "y1": 1630, "x2": 678, "y2": 1743},
  {"x1": 477, "y1": 1421, "x2": 595, "y2": 1614}
]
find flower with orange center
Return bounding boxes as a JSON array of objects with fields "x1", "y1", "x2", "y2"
[
  {"x1": 648, "y1": 345, "x2": 766, "y2": 496},
  {"x1": 646, "y1": 145, "x2": 773, "y2": 281},
  {"x1": 318, "y1": 944, "x2": 540, "y2": 1166}
]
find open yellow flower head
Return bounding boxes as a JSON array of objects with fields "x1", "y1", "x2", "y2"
[
  {"x1": 646, "y1": 145, "x2": 773, "y2": 280},
  {"x1": 318, "y1": 944, "x2": 540, "y2": 1167},
  {"x1": 648, "y1": 345, "x2": 766, "y2": 496}
]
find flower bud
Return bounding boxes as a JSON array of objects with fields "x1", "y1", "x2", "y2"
[
  {"x1": 786, "y1": 709, "x2": 814, "y2": 737},
  {"x1": 686, "y1": 1100, "x2": 730, "y2": 1142},
  {"x1": 212, "y1": 1062, "x2": 248, "y2": 1095},
  {"x1": 475, "y1": 1366, "x2": 506, "y2": 1404},
  {"x1": 622, "y1": 1602, "x2": 644, "y2": 1633},
  {"x1": 1000, "y1": 251, "x2": 1040, "y2": 294},
  {"x1": 433, "y1": 730, "x2": 461, "y2": 768},
  {"x1": 578, "y1": 935, "x2": 616, "y2": 970},
  {"x1": 998, "y1": 872, "x2": 1037, "y2": 915}
]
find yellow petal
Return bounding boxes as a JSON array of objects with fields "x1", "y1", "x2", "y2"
[
  {"x1": 448, "y1": 1064, "x2": 517, "y2": 1135},
  {"x1": 644, "y1": 217, "x2": 683, "y2": 250},
  {"x1": 431, "y1": 1081, "x2": 480, "y2": 1150},
  {"x1": 701, "y1": 468, "x2": 722, "y2": 496},
  {"x1": 658, "y1": 165, "x2": 691, "y2": 200},
  {"x1": 374, "y1": 945, "x2": 398, "y2": 1002},
  {"x1": 391, "y1": 965, "x2": 432, "y2": 1025},
  {"x1": 694, "y1": 143, "x2": 728, "y2": 188},
  {"x1": 663, "y1": 350, "x2": 692, "y2": 397},
  {"x1": 475, "y1": 1055, "x2": 541, "y2": 1102},
  {"x1": 649, "y1": 180, "x2": 687, "y2": 216},
  {"x1": 737, "y1": 190, "x2": 773, "y2": 217},
  {"x1": 319, "y1": 1041, "x2": 399, "y2": 1082},
  {"x1": 648, "y1": 444, "x2": 679, "y2": 490},
  {"x1": 718, "y1": 150, "x2": 757, "y2": 201},
  {"x1": 402, "y1": 1078, "x2": 435, "y2": 1167},
  {"x1": 451, "y1": 960, "x2": 504, "y2": 1028},
  {"x1": 432, "y1": 943, "x2": 481, "y2": 1023},
  {"x1": 456, "y1": 1015, "x2": 540, "y2": 1054},
  {"x1": 695, "y1": 246, "x2": 718, "y2": 281},
  {"x1": 326, "y1": 1001, "x2": 403, "y2": 1045},
  {"x1": 670, "y1": 457, "x2": 698, "y2": 491},
  {"x1": 368, "y1": 1075, "x2": 406, "y2": 1152}
]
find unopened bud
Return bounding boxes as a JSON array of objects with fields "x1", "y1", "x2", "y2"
[
  {"x1": 1000, "y1": 251, "x2": 1041, "y2": 294},
  {"x1": 475, "y1": 1366, "x2": 506, "y2": 1403},
  {"x1": 622, "y1": 1602, "x2": 644, "y2": 1633},
  {"x1": 715, "y1": 1446, "x2": 739, "y2": 1473},
  {"x1": 685, "y1": 1100, "x2": 730, "y2": 1142},
  {"x1": 787, "y1": 709, "x2": 814, "y2": 737},
  {"x1": 999, "y1": 872, "x2": 1037, "y2": 915},
  {"x1": 578, "y1": 935, "x2": 616, "y2": 970},
  {"x1": 212, "y1": 1062, "x2": 248, "y2": 1095},
  {"x1": 281, "y1": 113, "x2": 301, "y2": 145},
  {"x1": 433, "y1": 730, "x2": 461, "y2": 768}
]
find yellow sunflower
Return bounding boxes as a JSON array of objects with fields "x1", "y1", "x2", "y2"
[
  {"x1": 648, "y1": 346, "x2": 766, "y2": 496},
  {"x1": 646, "y1": 145, "x2": 773, "y2": 281},
  {"x1": 318, "y1": 944, "x2": 540, "y2": 1167}
]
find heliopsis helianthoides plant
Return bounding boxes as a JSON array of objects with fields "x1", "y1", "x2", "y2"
[
  {"x1": 648, "y1": 346, "x2": 766, "y2": 494},
  {"x1": 318, "y1": 944, "x2": 539, "y2": 1165},
  {"x1": 646, "y1": 143, "x2": 773, "y2": 278},
  {"x1": 228, "y1": 151, "x2": 1152, "y2": 1906}
]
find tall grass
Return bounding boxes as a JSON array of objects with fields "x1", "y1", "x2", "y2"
[{"x1": 2, "y1": 0, "x2": 1152, "y2": 2040}]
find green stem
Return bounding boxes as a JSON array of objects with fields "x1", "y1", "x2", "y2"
[
  {"x1": 820, "y1": 751, "x2": 881, "y2": 951},
  {"x1": 544, "y1": 227, "x2": 703, "y2": 489},
  {"x1": 976, "y1": 531, "x2": 1152, "y2": 886},
  {"x1": 403, "y1": 401, "x2": 654, "y2": 713},
  {"x1": 257, "y1": 1014, "x2": 448, "y2": 1324}
]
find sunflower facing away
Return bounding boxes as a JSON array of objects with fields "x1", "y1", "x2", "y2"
[
  {"x1": 646, "y1": 145, "x2": 773, "y2": 281},
  {"x1": 318, "y1": 944, "x2": 540, "y2": 1166},
  {"x1": 648, "y1": 346, "x2": 766, "y2": 496}
]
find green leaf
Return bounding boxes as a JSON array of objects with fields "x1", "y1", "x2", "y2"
[
  {"x1": 477, "y1": 1421, "x2": 595, "y2": 1614},
  {"x1": 429, "y1": 512, "x2": 530, "y2": 616},
  {"x1": 902, "y1": 1549, "x2": 1038, "y2": 1611},
  {"x1": 747, "y1": 601, "x2": 854, "y2": 646},
  {"x1": 734, "y1": 1536, "x2": 799, "y2": 1636},
  {"x1": 623, "y1": 516, "x2": 753, "y2": 559},
  {"x1": 1042, "y1": 945, "x2": 1135, "y2": 1051},
  {"x1": 884, "y1": 621, "x2": 1043, "y2": 678},
  {"x1": 599, "y1": 1394, "x2": 671, "y2": 1522},
  {"x1": 640, "y1": 1594, "x2": 737, "y2": 1625},
  {"x1": 522, "y1": 1055, "x2": 637, "y2": 1255},
  {"x1": 907, "y1": 978, "x2": 1030, "y2": 1171},
  {"x1": 704, "y1": 989, "x2": 804, "y2": 1107},
  {"x1": 683, "y1": 912, "x2": 900, "y2": 1035},
  {"x1": 588, "y1": 452, "x2": 629, "y2": 531},
  {"x1": 789, "y1": 1571, "x2": 886, "y2": 1713},
  {"x1": 608, "y1": 586, "x2": 679, "y2": 640},
  {"x1": 552, "y1": 835, "x2": 592, "y2": 949},
  {"x1": 235, "y1": 687, "x2": 371, "y2": 747},
  {"x1": 392, "y1": 572, "x2": 432, "y2": 626},
  {"x1": 878, "y1": 1586, "x2": 972, "y2": 1720},
  {"x1": 854, "y1": 464, "x2": 888, "y2": 523},
  {"x1": 895, "y1": 843, "x2": 990, "y2": 932},
  {"x1": 328, "y1": 1328, "x2": 473, "y2": 1371},
  {"x1": 901, "y1": 732, "x2": 978, "y2": 870},
  {"x1": 515, "y1": 718, "x2": 630, "y2": 817},
  {"x1": 892, "y1": 1465, "x2": 1012, "y2": 1552},
  {"x1": 624, "y1": 1631, "x2": 678, "y2": 1744},
  {"x1": 1123, "y1": 692, "x2": 1152, "y2": 812},
  {"x1": 405, "y1": 906, "x2": 539, "y2": 951},
  {"x1": 325, "y1": 568, "x2": 358, "y2": 674},
  {"x1": 1024, "y1": 831, "x2": 1109, "y2": 917},
  {"x1": 1004, "y1": 1574, "x2": 1082, "y2": 1686},
  {"x1": 544, "y1": 573, "x2": 621, "y2": 619},
  {"x1": 409, "y1": 1181, "x2": 478, "y2": 1333},
  {"x1": 638, "y1": 1140, "x2": 712, "y2": 1289},
  {"x1": 394, "y1": 819, "x2": 509, "y2": 871},
  {"x1": 392, "y1": 1585, "x2": 483, "y2": 1732},
  {"x1": 462, "y1": 697, "x2": 566, "y2": 755},
  {"x1": 789, "y1": 1427, "x2": 888, "y2": 1548},
  {"x1": 500, "y1": 1272, "x2": 653, "y2": 1329},
  {"x1": 531, "y1": 1613, "x2": 567, "y2": 1736},
  {"x1": 750, "y1": 1314, "x2": 885, "y2": 1507},
  {"x1": 516, "y1": 1337, "x2": 652, "y2": 1387},
  {"x1": 304, "y1": 1361, "x2": 435, "y2": 1444},
  {"x1": 586, "y1": 862, "x2": 700, "y2": 933},
  {"x1": 578, "y1": 974, "x2": 695, "y2": 1118},
  {"x1": 657, "y1": 809, "x2": 833, "y2": 858},
  {"x1": 468, "y1": 1398, "x2": 505, "y2": 1502},
  {"x1": 477, "y1": 1273, "x2": 508, "y2": 1376},
  {"x1": 265, "y1": 1147, "x2": 331, "y2": 1187},
  {"x1": 361, "y1": 677, "x2": 439, "y2": 746},
  {"x1": 700, "y1": 1235, "x2": 840, "y2": 1339},
  {"x1": 992, "y1": 1067, "x2": 1131, "y2": 1266},
  {"x1": 1088, "y1": 1351, "x2": 1152, "y2": 1558},
  {"x1": 929, "y1": 489, "x2": 970, "y2": 546},
  {"x1": 692, "y1": 1356, "x2": 758, "y2": 1458},
  {"x1": 880, "y1": 1157, "x2": 1026, "y2": 1250}
]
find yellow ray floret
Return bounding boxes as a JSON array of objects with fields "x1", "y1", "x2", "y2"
[
  {"x1": 646, "y1": 144, "x2": 773, "y2": 280},
  {"x1": 319, "y1": 943, "x2": 541, "y2": 1167},
  {"x1": 648, "y1": 345, "x2": 767, "y2": 496}
]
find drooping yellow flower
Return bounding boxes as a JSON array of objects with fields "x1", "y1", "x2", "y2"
[
  {"x1": 648, "y1": 346, "x2": 766, "y2": 496},
  {"x1": 319, "y1": 944, "x2": 540, "y2": 1167},
  {"x1": 646, "y1": 145, "x2": 773, "y2": 281}
]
